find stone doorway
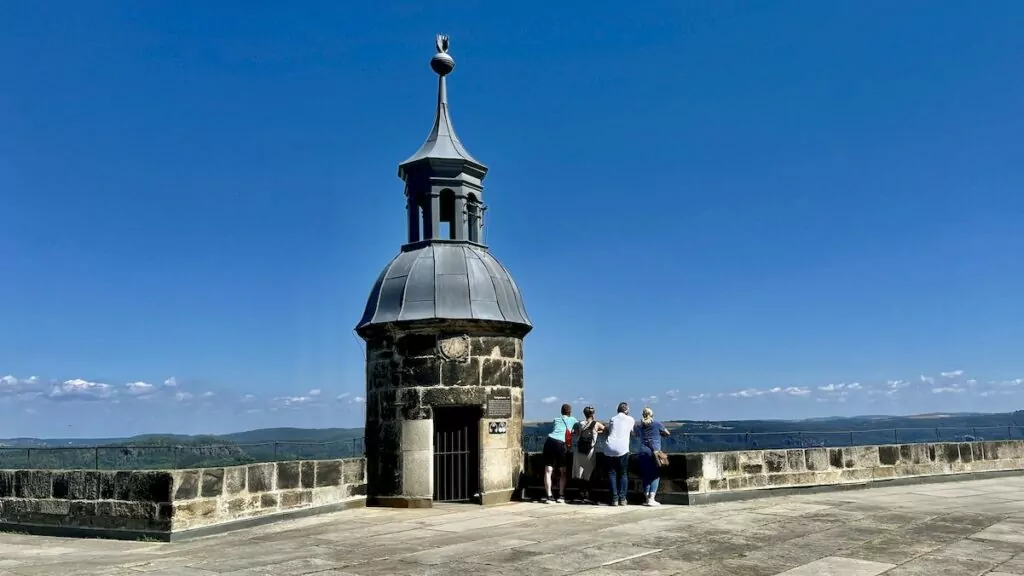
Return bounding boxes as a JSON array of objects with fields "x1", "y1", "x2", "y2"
[{"x1": 432, "y1": 405, "x2": 481, "y2": 503}]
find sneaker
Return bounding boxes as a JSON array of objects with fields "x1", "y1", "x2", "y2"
[
  {"x1": 619, "y1": 499, "x2": 628, "y2": 506},
  {"x1": 556, "y1": 497, "x2": 566, "y2": 504},
  {"x1": 543, "y1": 495, "x2": 554, "y2": 504},
  {"x1": 648, "y1": 499, "x2": 662, "y2": 506}
]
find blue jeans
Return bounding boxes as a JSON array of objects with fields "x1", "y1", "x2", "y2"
[
  {"x1": 607, "y1": 454, "x2": 629, "y2": 503},
  {"x1": 638, "y1": 451, "x2": 660, "y2": 495}
]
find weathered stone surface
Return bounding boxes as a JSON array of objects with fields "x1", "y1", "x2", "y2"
[
  {"x1": 420, "y1": 386, "x2": 485, "y2": 407},
  {"x1": 722, "y1": 453, "x2": 740, "y2": 473},
  {"x1": 959, "y1": 443, "x2": 974, "y2": 463},
  {"x1": 280, "y1": 490, "x2": 313, "y2": 509},
  {"x1": 52, "y1": 471, "x2": 99, "y2": 500},
  {"x1": 260, "y1": 493, "x2": 279, "y2": 509},
  {"x1": 173, "y1": 498, "x2": 218, "y2": 525},
  {"x1": 300, "y1": 461, "x2": 315, "y2": 489},
  {"x1": 442, "y1": 357, "x2": 480, "y2": 386},
  {"x1": 14, "y1": 470, "x2": 51, "y2": 499},
  {"x1": 878, "y1": 445, "x2": 899, "y2": 466},
  {"x1": 343, "y1": 458, "x2": 366, "y2": 485},
  {"x1": 0, "y1": 470, "x2": 14, "y2": 497},
  {"x1": 397, "y1": 334, "x2": 437, "y2": 358},
  {"x1": 316, "y1": 460, "x2": 342, "y2": 487},
  {"x1": 402, "y1": 357, "x2": 441, "y2": 387},
  {"x1": 764, "y1": 451, "x2": 787, "y2": 473},
  {"x1": 173, "y1": 470, "x2": 200, "y2": 500},
  {"x1": 471, "y1": 336, "x2": 516, "y2": 358},
  {"x1": 479, "y1": 358, "x2": 511, "y2": 387},
  {"x1": 508, "y1": 362, "x2": 524, "y2": 388},
  {"x1": 829, "y1": 448, "x2": 844, "y2": 469},
  {"x1": 788, "y1": 449, "x2": 807, "y2": 471},
  {"x1": 277, "y1": 462, "x2": 300, "y2": 490},
  {"x1": 805, "y1": 448, "x2": 829, "y2": 471},
  {"x1": 224, "y1": 466, "x2": 246, "y2": 495},
  {"x1": 201, "y1": 469, "x2": 224, "y2": 497},
  {"x1": 95, "y1": 500, "x2": 157, "y2": 520},
  {"x1": 246, "y1": 464, "x2": 275, "y2": 493}
]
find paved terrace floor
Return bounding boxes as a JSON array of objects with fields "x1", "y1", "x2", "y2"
[{"x1": 5, "y1": 476, "x2": 1024, "y2": 575}]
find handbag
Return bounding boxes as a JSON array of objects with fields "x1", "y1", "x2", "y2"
[
  {"x1": 562, "y1": 417, "x2": 573, "y2": 449},
  {"x1": 654, "y1": 451, "x2": 670, "y2": 467}
]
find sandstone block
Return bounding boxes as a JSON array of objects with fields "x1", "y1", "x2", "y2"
[
  {"x1": 224, "y1": 466, "x2": 246, "y2": 495},
  {"x1": 52, "y1": 471, "x2": 99, "y2": 500},
  {"x1": 343, "y1": 458, "x2": 366, "y2": 485},
  {"x1": 14, "y1": 470, "x2": 52, "y2": 499},
  {"x1": 96, "y1": 500, "x2": 157, "y2": 520},
  {"x1": 878, "y1": 445, "x2": 899, "y2": 466},
  {"x1": 0, "y1": 471, "x2": 14, "y2": 498},
  {"x1": 260, "y1": 493, "x2": 279, "y2": 509},
  {"x1": 316, "y1": 460, "x2": 342, "y2": 487},
  {"x1": 277, "y1": 462, "x2": 300, "y2": 490},
  {"x1": 246, "y1": 463, "x2": 275, "y2": 493},
  {"x1": 173, "y1": 470, "x2": 200, "y2": 500},
  {"x1": 786, "y1": 450, "x2": 806, "y2": 471},
  {"x1": 280, "y1": 490, "x2": 313, "y2": 509},
  {"x1": 402, "y1": 357, "x2": 441, "y2": 387},
  {"x1": 804, "y1": 448, "x2": 829, "y2": 471},
  {"x1": 471, "y1": 336, "x2": 516, "y2": 358},
  {"x1": 201, "y1": 469, "x2": 224, "y2": 497},
  {"x1": 764, "y1": 451, "x2": 787, "y2": 473},
  {"x1": 479, "y1": 358, "x2": 511, "y2": 387},
  {"x1": 300, "y1": 461, "x2": 316, "y2": 489}
]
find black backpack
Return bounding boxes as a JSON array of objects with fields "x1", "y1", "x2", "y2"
[{"x1": 576, "y1": 421, "x2": 596, "y2": 454}]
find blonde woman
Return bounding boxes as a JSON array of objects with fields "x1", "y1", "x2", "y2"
[
  {"x1": 633, "y1": 407, "x2": 670, "y2": 506},
  {"x1": 571, "y1": 406, "x2": 605, "y2": 503}
]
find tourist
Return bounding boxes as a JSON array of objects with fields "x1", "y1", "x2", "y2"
[
  {"x1": 603, "y1": 402, "x2": 634, "y2": 506},
  {"x1": 635, "y1": 407, "x2": 670, "y2": 506},
  {"x1": 571, "y1": 406, "x2": 605, "y2": 503},
  {"x1": 542, "y1": 403, "x2": 578, "y2": 503}
]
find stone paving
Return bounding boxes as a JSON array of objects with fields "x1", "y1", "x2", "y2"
[{"x1": 4, "y1": 476, "x2": 1024, "y2": 575}]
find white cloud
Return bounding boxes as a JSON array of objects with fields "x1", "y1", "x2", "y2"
[
  {"x1": 932, "y1": 386, "x2": 965, "y2": 394},
  {"x1": 163, "y1": 377, "x2": 178, "y2": 387},
  {"x1": 337, "y1": 392, "x2": 351, "y2": 401},
  {"x1": 728, "y1": 388, "x2": 765, "y2": 398},
  {"x1": 920, "y1": 374, "x2": 935, "y2": 385},
  {"x1": 276, "y1": 395, "x2": 312, "y2": 407},
  {"x1": 781, "y1": 386, "x2": 811, "y2": 396},
  {"x1": 540, "y1": 396, "x2": 558, "y2": 404},
  {"x1": 201, "y1": 391, "x2": 215, "y2": 398},
  {"x1": 241, "y1": 394, "x2": 256, "y2": 402},
  {"x1": 308, "y1": 389, "x2": 322, "y2": 397},
  {"x1": 940, "y1": 370, "x2": 964, "y2": 378},
  {"x1": 125, "y1": 381, "x2": 156, "y2": 396},
  {"x1": 640, "y1": 395, "x2": 659, "y2": 405},
  {"x1": 846, "y1": 382, "x2": 862, "y2": 390},
  {"x1": 174, "y1": 391, "x2": 193, "y2": 402},
  {"x1": 351, "y1": 396, "x2": 366, "y2": 404},
  {"x1": 48, "y1": 379, "x2": 114, "y2": 400},
  {"x1": 665, "y1": 389, "x2": 680, "y2": 400}
]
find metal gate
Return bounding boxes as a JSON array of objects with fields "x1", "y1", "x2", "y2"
[{"x1": 433, "y1": 406, "x2": 480, "y2": 502}]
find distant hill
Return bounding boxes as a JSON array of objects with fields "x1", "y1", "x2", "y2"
[{"x1": 3, "y1": 411, "x2": 1023, "y2": 469}]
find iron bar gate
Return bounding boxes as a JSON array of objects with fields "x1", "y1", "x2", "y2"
[{"x1": 433, "y1": 407, "x2": 480, "y2": 502}]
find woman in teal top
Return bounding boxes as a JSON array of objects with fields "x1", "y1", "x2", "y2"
[{"x1": 542, "y1": 403, "x2": 578, "y2": 503}]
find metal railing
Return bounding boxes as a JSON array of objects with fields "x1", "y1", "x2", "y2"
[
  {"x1": 524, "y1": 425, "x2": 1024, "y2": 454},
  {"x1": 4, "y1": 425, "x2": 1023, "y2": 471},
  {"x1": 0, "y1": 438, "x2": 365, "y2": 471}
]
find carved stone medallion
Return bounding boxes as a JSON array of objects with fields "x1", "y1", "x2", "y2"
[{"x1": 437, "y1": 335, "x2": 470, "y2": 362}]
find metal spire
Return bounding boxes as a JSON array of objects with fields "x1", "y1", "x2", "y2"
[{"x1": 398, "y1": 35, "x2": 486, "y2": 179}]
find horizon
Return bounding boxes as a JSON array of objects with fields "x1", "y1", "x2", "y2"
[
  {"x1": 2, "y1": 2, "x2": 1022, "y2": 438},
  {"x1": 3, "y1": 409, "x2": 1018, "y2": 442}
]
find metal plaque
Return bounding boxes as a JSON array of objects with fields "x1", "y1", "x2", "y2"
[{"x1": 485, "y1": 390, "x2": 512, "y2": 419}]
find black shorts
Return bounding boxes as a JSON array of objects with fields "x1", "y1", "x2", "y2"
[{"x1": 542, "y1": 436, "x2": 569, "y2": 468}]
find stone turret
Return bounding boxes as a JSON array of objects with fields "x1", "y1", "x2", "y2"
[{"x1": 356, "y1": 35, "x2": 531, "y2": 507}]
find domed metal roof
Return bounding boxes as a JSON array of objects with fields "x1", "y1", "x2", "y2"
[{"x1": 356, "y1": 243, "x2": 532, "y2": 332}]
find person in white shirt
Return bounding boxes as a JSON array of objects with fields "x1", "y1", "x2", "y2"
[{"x1": 602, "y1": 402, "x2": 635, "y2": 506}]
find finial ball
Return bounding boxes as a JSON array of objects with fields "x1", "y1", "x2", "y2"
[{"x1": 431, "y1": 34, "x2": 454, "y2": 76}]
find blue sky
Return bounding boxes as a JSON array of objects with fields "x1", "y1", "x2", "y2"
[{"x1": 1, "y1": 2, "x2": 1022, "y2": 438}]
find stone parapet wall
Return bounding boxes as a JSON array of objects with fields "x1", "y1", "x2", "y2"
[
  {"x1": 0, "y1": 457, "x2": 367, "y2": 540},
  {"x1": 522, "y1": 440, "x2": 1024, "y2": 504}
]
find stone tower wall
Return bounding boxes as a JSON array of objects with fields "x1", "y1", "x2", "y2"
[{"x1": 363, "y1": 327, "x2": 524, "y2": 506}]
